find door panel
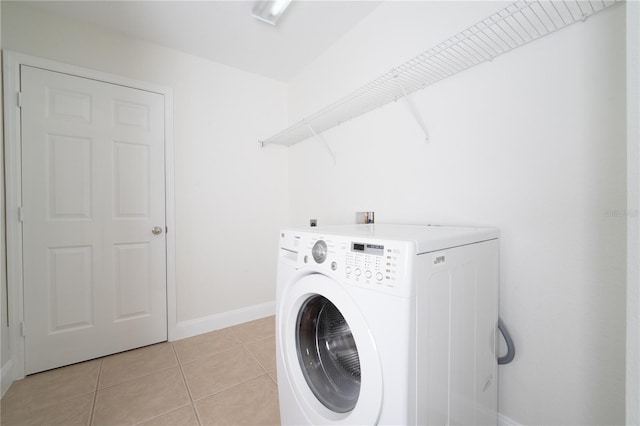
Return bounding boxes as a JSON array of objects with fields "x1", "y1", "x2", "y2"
[
  {"x1": 21, "y1": 65, "x2": 167, "y2": 374},
  {"x1": 48, "y1": 134, "x2": 92, "y2": 218},
  {"x1": 113, "y1": 242, "x2": 151, "y2": 320},
  {"x1": 48, "y1": 245, "x2": 93, "y2": 333},
  {"x1": 114, "y1": 142, "x2": 150, "y2": 217}
]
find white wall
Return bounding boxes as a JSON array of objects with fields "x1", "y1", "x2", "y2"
[
  {"x1": 288, "y1": 2, "x2": 626, "y2": 425},
  {"x1": 0, "y1": 1, "x2": 289, "y2": 329},
  {"x1": 627, "y1": 1, "x2": 640, "y2": 424},
  {"x1": 0, "y1": 1, "x2": 630, "y2": 423},
  {"x1": 0, "y1": 0, "x2": 11, "y2": 397}
]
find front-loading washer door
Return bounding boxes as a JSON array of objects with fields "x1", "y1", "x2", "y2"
[
  {"x1": 296, "y1": 295, "x2": 360, "y2": 413},
  {"x1": 279, "y1": 273, "x2": 383, "y2": 425}
]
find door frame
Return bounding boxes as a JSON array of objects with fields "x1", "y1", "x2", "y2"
[{"x1": 2, "y1": 50, "x2": 177, "y2": 381}]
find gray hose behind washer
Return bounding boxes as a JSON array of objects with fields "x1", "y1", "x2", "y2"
[{"x1": 497, "y1": 318, "x2": 515, "y2": 365}]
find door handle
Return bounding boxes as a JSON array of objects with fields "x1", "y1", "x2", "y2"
[{"x1": 152, "y1": 226, "x2": 163, "y2": 235}]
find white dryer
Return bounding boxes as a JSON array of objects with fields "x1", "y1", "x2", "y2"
[{"x1": 275, "y1": 224, "x2": 500, "y2": 425}]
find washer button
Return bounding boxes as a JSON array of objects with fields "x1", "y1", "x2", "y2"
[
  {"x1": 331, "y1": 261, "x2": 337, "y2": 271},
  {"x1": 311, "y1": 240, "x2": 328, "y2": 264}
]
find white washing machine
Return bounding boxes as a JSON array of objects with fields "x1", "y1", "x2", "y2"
[{"x1": 276, "y1": 224, "x2": 500, "y2": 425}]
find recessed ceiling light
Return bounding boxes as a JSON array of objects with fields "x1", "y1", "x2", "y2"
[{"x1": 251, "y1": 0, "x2": 292, "y2": 26}]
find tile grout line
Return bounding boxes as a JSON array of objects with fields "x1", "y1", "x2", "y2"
[
  {"x1": 125, "y1": 344, "x2": 199, "y2": 426},
  {"x1": 267, "y1": 370, "x2": 278, "y2": 386},
  {"x1": 93, "y1": 344, "x2": 191, "y2": 426},
  {"x1": 242, "y1": 339, "x2": 272, "y2": 375},
  {"x1": 96, "y1": 364, "x2": 178, "y2": 392},
  {"x1": 190, "y1": 371, "x2": 268, "y2": 404},
  {"x1": 239, "y1": 332, "x2": 275, "y2": 378},
  {"x1": 241, "y1": 331, "x2": 278, "y2": 385},
  {"x1": 130, "y1": 403, "x2": 195, "y2": 426},
  {"x1": 246, "y1": 340, "x2": 278, "y2": 386},
  {"x1": 231, "y1": 320, "x2": 277, "y2": 384},
  {"x1": 88, "y1": 358, "x2": 103, "y2": 426},
  {"x1": 94, "y1": 344, "x2": 180, "y2": 392},
  {"x1": 181, "y1": 342, "x2": 267, "y2": 404},
  {"x1": 158, "y1": 320, "x2": 275, "y2": 424},
  {"x1": 171, "y1": 342, "x2": 203, "y2": 426}
]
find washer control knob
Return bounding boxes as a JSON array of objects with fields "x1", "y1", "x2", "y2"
[
  {"x1": 345, "y1": 266, "x2": 352, "y2": 274},
  {"x1": 312, "y1": 240, "x2": 328, "y2": 264},
  {"x1": 376, "y1": 272, "x2": 383, "y2": 281},
  {"x1": 355, "y1": 268, "x2": 361, "y2": 276},
  {"x1": 331, "y1": 261, "x2": 337, "y2": 271},
  {"x1": 365, "y1": 270, "x2": 372, "y2": 279}
]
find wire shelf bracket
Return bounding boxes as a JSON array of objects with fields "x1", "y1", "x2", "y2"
[
  {"x1": 259, "y1": 0, "x2": 620, "y2": 149},
  {"x1": 306, "y1": 123, "x2": 336, "y2": 165},
  {"x1": 394, "y1": 71, "x2": 430, "y2": 142}
]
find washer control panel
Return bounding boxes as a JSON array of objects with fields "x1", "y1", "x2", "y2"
[
  {"x1": 345, "y1": 242, "x2": 385, "y2": 282},
  {"x1": 296, "y1": 233, "x2": 413, "y2": 297}
]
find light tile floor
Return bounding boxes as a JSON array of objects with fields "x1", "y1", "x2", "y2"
[{"x1": 0, "y1": 316, "x2": 280, "y2": 426}]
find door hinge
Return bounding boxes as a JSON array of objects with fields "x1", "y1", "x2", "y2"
[
  {"x1": 20, "y1": 322, "x2": 25, "y2": 337},
  {"x1": 18, "y1": 206, "x2": 24, "y2": 222},
  {"x1": 17, "y1": 92, "x2": 23, "y2": 108}
]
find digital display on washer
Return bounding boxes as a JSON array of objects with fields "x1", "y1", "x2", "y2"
[{"x1": 351, "y1": 243, "x2": 384, "y2": 256}]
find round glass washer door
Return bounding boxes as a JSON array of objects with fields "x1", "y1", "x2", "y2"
[
  {"x1": 279, "y1": 272, "x2": 383, "y2": 424},
  {"x1": 296, "y1": 295, "x2": 360, "y2": 413}
]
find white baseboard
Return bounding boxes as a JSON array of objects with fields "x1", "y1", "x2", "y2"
[
  {"x1": 1, "y1": 359, "x2": 15, "y2": 398},
  {"x1": 173, "y1": 301, "x2": 276, "y2": 341},
  {"x1": 498, "y1": 412, "x2": 521, "y2": 426}
]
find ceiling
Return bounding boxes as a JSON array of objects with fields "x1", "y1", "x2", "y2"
[{"x1": 24, "y1": 0, "x2": 382, "y2": 82}]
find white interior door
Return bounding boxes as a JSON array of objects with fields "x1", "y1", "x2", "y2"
[{"x1": 21, "y1": 65, "x2": 167, "y2": 375}]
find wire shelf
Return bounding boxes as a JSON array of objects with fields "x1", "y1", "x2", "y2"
[{"x1": 260, "y1": 0, "x2": 620, "y2": 147}]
